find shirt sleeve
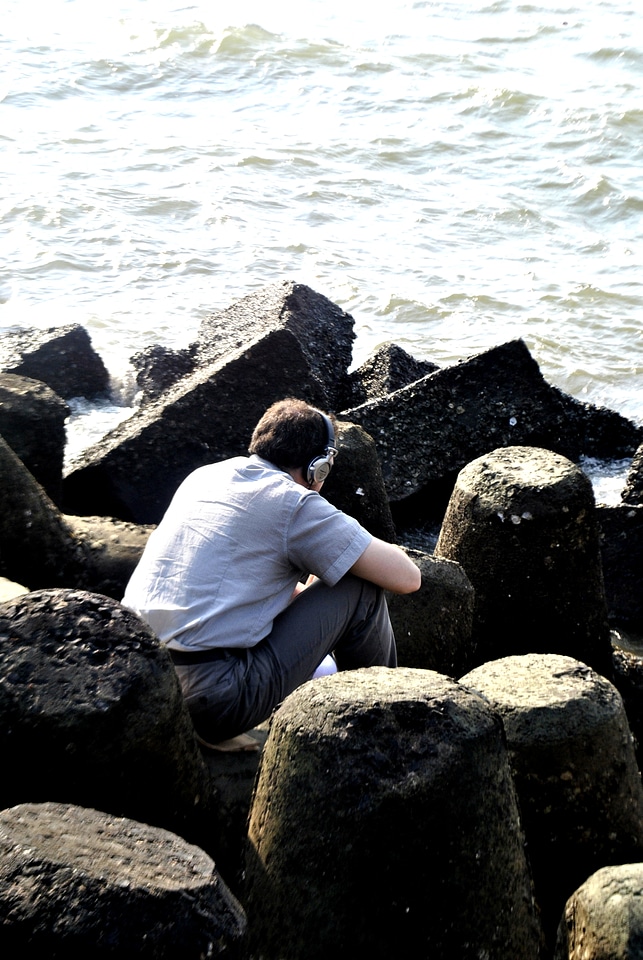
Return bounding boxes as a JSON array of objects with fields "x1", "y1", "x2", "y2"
[{"x1": 286, "y1": 493, "x2": 372, "y2": 587}]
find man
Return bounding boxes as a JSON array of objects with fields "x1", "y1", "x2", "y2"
[{"x1": 123, "y1": 398, "x2": 421, "y2": 750}]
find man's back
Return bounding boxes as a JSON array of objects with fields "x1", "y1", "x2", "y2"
[{"x1": 123, "y1": 454, "x2": 370, "y2": 651}]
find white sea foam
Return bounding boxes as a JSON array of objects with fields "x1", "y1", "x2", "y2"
[{"x1": 579, "y1": 456, "x2": 632, "y2": 505}]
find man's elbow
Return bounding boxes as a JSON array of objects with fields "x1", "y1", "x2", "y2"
[
  {"x1": 409, "y1": 567, "x2": 422, "y2": 593},
  {"x1": 391, "y1": 565, "x2": 422, "y2": 595}
]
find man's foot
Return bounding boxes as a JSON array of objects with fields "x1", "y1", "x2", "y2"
[{"x1": 196, "y1": 731, "x2": 261, "y2": 753}]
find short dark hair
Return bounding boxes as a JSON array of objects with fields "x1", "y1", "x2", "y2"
[{"x1": 249, "y1": 398, "x2": 335, "y2": 473}]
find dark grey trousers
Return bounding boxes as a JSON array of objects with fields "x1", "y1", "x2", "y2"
[{"x1": 172, "y1": 574, "x2": 396, "y2": 743}]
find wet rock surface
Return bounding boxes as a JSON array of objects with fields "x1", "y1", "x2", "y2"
[{"x1": 131, "y1": 341, "x2": 198, "y2": 404}]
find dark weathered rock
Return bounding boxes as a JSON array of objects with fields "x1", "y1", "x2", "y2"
[
  {"x1": 622, "y1": 443, "x2": 643, "y2": 506},
  {"x1": 322, "y1": 420, "x2": 397, "y2": 542},
  {"x1": 554, "y1": 862, "x2": 643, "y2": 960},
  {"x1": 0, "y1": 589, "x2": 217, "y2": 854},
  {"x1": 63, "y1": 329, "x2": 326, "y2": 523},
  {"x1": 64, "y1": 514, "x2": 154, "y2": 599},
  {"x1": 197, "y1": 281, "x2": 355, "y2": 413},
  {"x1": 200, "y1": 726, "x2": 270, "y2": 898},
  {"x1": 0, "y1": 802, "x2": 247, "y2": 958},
  {"x1": 131, "y1": 342, "x2": 198, "y2": 404},
  {"x1": 342, "y1": 340, "x2": 577, "y2": 505},
  {"x1": 342, "y1": 340, "x2": 643, "y2": 522},
  {"x1": 245, "y1": 667, "x2": 543, "y2": 960},
  {"x1": 387, "y1": 548, "x2": 476, "y2": 676},
  {"x1": 435, "y1": 446, "x2": 612, "y2": 676},
  {"x1": 598, "y1": 504, "x2": 643, "y2": 631},
  {"x1": 611, "y1": 642, "x2": 643, "y2": 770},
  {"x1": 551, "y1": 387, "x2": 643, "y2": 461},
  {"x1": 0, "y1": 373, "x2": 69, "y2": 504},
  {"x1": 462, "y1": 654, "x2": 643, "y2": 953},
  {"x1": 0, "y1": 432, "x2": 152, "y2": 596},
  {"x1": 0, "y1": 324, "x2": 110, "y2": 400},
  {"x1": 340, "y1": 341, "x2": 438, "y2": 410},
  {"x1": 0, "y1": 435, "x2": 88, "y2": 589}
]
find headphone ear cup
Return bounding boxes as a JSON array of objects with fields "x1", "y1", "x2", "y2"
[
  {"x1": 307, "y1": 455, "x2": 332, "y2": 485},
  {"x1": 306, "y1": 410, "x2": 337, "y2": 485}
]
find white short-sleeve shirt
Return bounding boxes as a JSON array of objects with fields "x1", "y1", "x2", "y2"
[{"x1": 122, "y1": 455, "x2": 372, "y2": 651}]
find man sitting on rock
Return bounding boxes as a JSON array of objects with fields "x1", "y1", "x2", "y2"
[{"x1": 123, "y1": 398, "x2": 421, "y2": 751}]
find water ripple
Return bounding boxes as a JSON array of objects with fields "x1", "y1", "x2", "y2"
[{"x1": 2, "y1": 0, "x2": 643, "y2": 443}]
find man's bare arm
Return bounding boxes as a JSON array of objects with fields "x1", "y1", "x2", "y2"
[{"x1": 350, "y1": 539, "x2": 421, "y2": 594}]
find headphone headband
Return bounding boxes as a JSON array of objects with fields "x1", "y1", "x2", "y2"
[{"x1": 306, "y1": 411, "x2": 337, "y2": 485}]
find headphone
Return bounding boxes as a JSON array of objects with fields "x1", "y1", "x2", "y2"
[{"x1": 306, "y1": 411, "x2": 338, "y2": 485}]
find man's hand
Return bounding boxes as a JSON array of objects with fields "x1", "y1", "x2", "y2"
[{"x1": 291, "y1": 574, "x2": 319, "y2": 599}]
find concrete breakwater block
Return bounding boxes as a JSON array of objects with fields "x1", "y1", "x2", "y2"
[
  {"x1": 322, "y1": 420, "x2": 397, "y2": 542},
  {"x1": 244, "y1": 667, "x2": 543, "y2": 960},
  {"x1": 435, "y1": 445, "x2": 612, "y2": 674},
  {"x1": 554, "y1": 862, "x2": 643, "y2": 959},
  {"x1": 611, "y1": 640, "x2": 643, "y2": 771},
  {"x1": 598, "y1": 502, "x2": 643, "y2": 632},
  {"x1": 0, "y1": 589, "x2": 216, "y2": 852},
  {"x1": 386, "y1": 549, "x2": 476, "y2": 676},
  {"x1": 0, "y1": 433, "x2": 152, "y2": 597},
  {"x1": 0, "y1": 323, "x2": 110, "y2": 401},
  {"x1": 196, "y1": 280, "x2": 355, "y2": 414},
  {"x1": 622, "y1": 442, "x2": 643, "y2": 506},
  {"x1": 0, "y1": 372, "x2": 69, "y2": 505},
  {"x1": 0, "y1": 802, "x2": 246, "y2": 957},
  {"x1": 63, "y1": 328, "x2": 324, "y2": 524},
  {"x1": 462, "y1": 654, "x2": 643, "y2": 951},
  {"x1": 0, "y1": 434, "x2": 88, "y2": 590}
]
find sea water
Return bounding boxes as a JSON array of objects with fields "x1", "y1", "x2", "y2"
[{"x1": 2, "y1": 0, "x2": 642, "y2": 499}]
